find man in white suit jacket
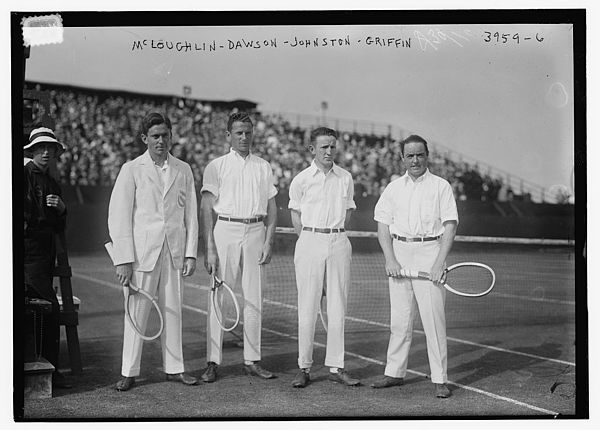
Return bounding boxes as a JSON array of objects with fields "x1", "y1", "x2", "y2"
[{"x1": 108, "y1": 112, "x2": 199, "y2": 391}]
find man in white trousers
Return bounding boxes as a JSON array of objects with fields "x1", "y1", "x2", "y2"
[
  {"x1": 373, "y1": 134, "x2": 458, "y2": 398},
  {"x1": 288, "y1": 127, "x2": 359, "y2": 388},
  {"x1": 200, "y1": 112, "x2": 278, "y2": 382},
  {"x1": 108, "y1": 112, "x2": 199, "y2": 391}
]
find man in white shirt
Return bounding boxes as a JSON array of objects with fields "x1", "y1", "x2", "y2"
[
  {"x1": 373, "y1": 134, "x2": 458, "y2": 398},
  {"x1": 108, "y1": 112, "x2": 199, "y2": 391},
  {"x1": 200, "y1": 112, "x2": 278, "y2": 382},
  {"x1": 288, "y1": 127, "x2": 359, "y2": 388}
]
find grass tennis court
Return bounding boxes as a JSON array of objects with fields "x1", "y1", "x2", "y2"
[{"x1": 19, "y1": 233, "x2": 577, "y2": 419}]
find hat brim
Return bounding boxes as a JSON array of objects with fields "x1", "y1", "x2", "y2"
[{"x1": 23, "y1": 140, "x2": 66, "y2": 155}]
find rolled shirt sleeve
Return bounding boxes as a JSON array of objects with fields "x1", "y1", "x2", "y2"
[
  {"x1": 288, "y1": 174, "x2": 303, "y2": 212},
  {"x1": 439, "y1": 181, "x2": 459, "y2": 225},
  {"x1": 373, "y1": 185, "x2": 393, "y2": 225},
  {"x1": 200, "y1": 160, "x2": 219, "y2": 198},
  {"x1": 345, "y1": 174, "x2": 357, "y2": 210},
  {"x1": 266, "y1": 166, "x2": 278, "y2": 200}
]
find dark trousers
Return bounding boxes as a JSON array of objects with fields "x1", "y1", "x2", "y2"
[{"x1": 24, "y1": 234, "x2": 60, "y2": 369}]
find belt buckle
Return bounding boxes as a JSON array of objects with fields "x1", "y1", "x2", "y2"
[{"x1": 243, "y1": 218, "x2": 250, "y2": 224}]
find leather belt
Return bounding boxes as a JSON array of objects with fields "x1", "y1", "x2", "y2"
[
  {"x1": 218, "y1": 215, "x2": 264, "y2": 224},
  {"x1": 302, "y1": 227, "x2": 345, "y2": 234},
  {"x1": 392, "y1": 234, "x2": 441, "y2": 242}
]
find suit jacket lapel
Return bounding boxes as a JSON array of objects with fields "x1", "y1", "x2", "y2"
[
  {"x1": 141, "y1": 151, "x2": 162, "y2": 190},
  {"x1": 164, "y1": 154, "x2": 180, "y2": 197}
]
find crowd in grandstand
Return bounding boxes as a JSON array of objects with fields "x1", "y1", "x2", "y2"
[{"x1": 27, "y1": 83, "x2": 511, "y2": 201}]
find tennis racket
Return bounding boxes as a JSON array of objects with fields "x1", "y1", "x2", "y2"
[
  {"x1": 318, "y1": 286, "x2": 328, "y2": 332},
  {"x1": 211, "y1": 275, "x2": 241, "y2": 332},
  {"x1": 392, "y1": 262, "x2": 496, "y2": 297},
  {"x1": 123, "y1": 281, "x2": 164, "y2": 341},
  {"x1": 105, "y1": 242, "x2": 164, "y2": 341}
]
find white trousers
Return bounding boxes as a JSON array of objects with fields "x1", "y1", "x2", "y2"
[
  {"x1": 207, "y1": 220, "x2": 265, "y2": 364},
  {"x1": 121, "y1": 240, "x2": 185, "y2": 377},
  {"x1": 384, "y1": 240, "x2": 448, "y2": 384},
  {"x1": 294, "y1": 231, "x2": 352, "y2": 369}
]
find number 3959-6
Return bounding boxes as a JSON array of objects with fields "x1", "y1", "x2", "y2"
[{"x1": 483, "y1": 31, "x2": 544, "y2": 44}]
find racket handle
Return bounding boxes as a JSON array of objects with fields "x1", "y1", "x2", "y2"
[{"x1": 399, "y1": 268, "x2": 431, "y2": 279}]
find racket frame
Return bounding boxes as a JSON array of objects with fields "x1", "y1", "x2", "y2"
[
  {"x1": 396, "y1": 261, "x2": 496, "y2": 297},
  {"x1": 124, "y1": 282, "x2": 165, "y2": 341},
  {"x1": 106, "y1": 242, "x2": 165, "y2": 341},
  {"x1": 318, "y1": 287, "x2": 328, "y2": 332},
  {"x1": 211, "y1": 275, "x2": 241, "y2": 332}
]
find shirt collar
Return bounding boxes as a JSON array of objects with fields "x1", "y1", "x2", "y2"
[
  {"x1": 154, "y1": 157, "x2": 169, "y2": 170},
  {"x1": 229, "y1": 147, "x2": 252, "y2": 161},
  {"x1": 310, "y1": 160, "x2": 340, "y2": 177},
  {"x1": 402, "y1": 168, "x2": 430, "y2": 184},
  {"x1": 144, "y1": 150, "x2": 170, "y2": 169}
]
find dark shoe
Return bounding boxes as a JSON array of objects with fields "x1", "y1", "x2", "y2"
[
  {"x1": 328, "y1": 369, "x2": 360, "y2": 386},
  {"x1": 201, "y1": 362, "x2": 218, "y2": 383},
  {"x1": 166, "y1": 372, "x2": 199, "y2": 386},
  {"x1": 292, "y1": 369, "x2": 310, "y2": 388},
  {"x1": 371, "y1": 375, "x2": 404, "y2": 389},
  {"x1": 435, "y1": 383, "x2": 451, "y2": 398},
  {"x1": 115, "y1": 376, "x2": 135, "y2": 392},
  {"x1": 243, "y1": 362, "x2": 277, "y2": 379},
  {"x1": 52, "y1": 371, "x2": 73, "y2": 389}
]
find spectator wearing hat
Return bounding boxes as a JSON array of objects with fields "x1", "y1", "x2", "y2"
[{"x1": 23, "y1": 126, "x2": 71, "y2": 389}]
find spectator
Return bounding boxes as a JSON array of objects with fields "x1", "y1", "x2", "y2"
[{"x1": 24, "y1": 126, "x2": 72, "y2": 389}]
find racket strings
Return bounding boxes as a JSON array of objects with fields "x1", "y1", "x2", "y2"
[
  {"x1": 212, "y1": 278, "x2": 241, "y2": 331},
  {"x1": 445, "y1": 265, "x2": 494, "y2": 295},
  {"x1": 126, "y1": 287, "x2": 163, "y2": 340}
]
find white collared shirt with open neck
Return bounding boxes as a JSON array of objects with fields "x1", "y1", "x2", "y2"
[
  {"x1": 201, "y1": 148, "x2": 277, "y2": 218},
  {"x1": 374, "y1": 169, "x2": 458, "y2": 237},
  {"x1": 288, "y1": 160, "x2": 356, "y2": 229}
]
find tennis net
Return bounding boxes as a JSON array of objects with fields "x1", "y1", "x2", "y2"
[{"x1": 258, "y1": 228, "x2": 576, "y2": 333}]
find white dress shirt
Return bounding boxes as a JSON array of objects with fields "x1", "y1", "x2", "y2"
[
  {"x1": 201, "y1": 148, "x2": 277, "y2": 217},
  {"x1": 288, "y1": 161, "x2": 356, "y2": 229},
  {"x1": 154, "y1": 158, "x2": 170, "y2": 195},
  {"x1": 374, "y1": 169, "x2": 458, "y2": 237}
]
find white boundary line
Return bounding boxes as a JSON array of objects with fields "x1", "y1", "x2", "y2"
[
  {"x1": 492, "y1": 292, "x2": 575, "y2": 306},
  {"x1": 74, "y1": 273, "x2": 561, "y2": 416}
]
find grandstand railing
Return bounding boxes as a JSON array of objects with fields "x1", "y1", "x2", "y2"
[{"x1": 264, "y1": 110, "x2": 551, "y2": 203}]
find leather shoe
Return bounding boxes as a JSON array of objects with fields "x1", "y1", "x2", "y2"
[
  {"x1": 166, "y1": 372, "x2": 199, "y2": 385},
  {"x1": 201, "y1": 362, "x2": 218, "y2": 383},
  {"x1": 243, "y1": 362, "x2": 277, "y2": 379},
  {"x1": 435, "y1": 383, "x2": 451, "y2": 398},
  {"x1": 52, "y1": 371, "x2": 73, "y2": 389},
  {"x1": 328, "y1": 369, "x2": 360, "y2": 386},
  {"x1": 291, "y1": 370, "x2": 310, "y2": 388},
  {"x1": 371, "y1": 375, "x2": 404, "y2": 389},
  {"x1": 115, "y1": 376, "x2": 135, "y2": 392}
]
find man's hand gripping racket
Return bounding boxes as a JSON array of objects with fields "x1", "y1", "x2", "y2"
[{"x1": 391, "y1": 262, "x2": 496, "y2": 298}]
